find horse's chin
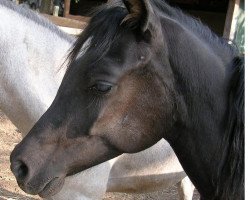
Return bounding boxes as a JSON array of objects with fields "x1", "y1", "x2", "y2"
[{"x1": 38, "y1": 177, "x2": 65, "y2": 198}]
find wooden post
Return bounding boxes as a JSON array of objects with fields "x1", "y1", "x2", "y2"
[
  {"x1": 42, "y1": 14, "x2": 89, "y2": 29},
  {"x1": 64, "y1": 0, "x2": 71, "y2": 17},
  {"x1": 223, "y1": 0, "x2": 241, "y2": 39}
]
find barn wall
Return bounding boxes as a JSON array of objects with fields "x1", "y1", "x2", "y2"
[
  {"x1": 70, "y1": 0, "x2": 107, "y2": 16},
  {"x1": 186, "y1": 10, "x2": 226, "y2": 36}
]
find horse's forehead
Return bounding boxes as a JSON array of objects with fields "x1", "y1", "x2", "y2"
[{"x1": 73, "y1": 30, "x2": 150, "y2": 76}]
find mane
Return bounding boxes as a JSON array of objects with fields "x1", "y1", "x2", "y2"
[
  {"x1": 68, "y1": 6, "x2": 127, "y2": 66},
  {"x1": 215, "y1": 56, "x2": 244, "y2": 200},
  {"x1": 0, "y1": 0, "x2": 73, "y2": 43}
]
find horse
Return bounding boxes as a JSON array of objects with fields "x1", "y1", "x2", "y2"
[
  {"x1": 9, "y1": 0, "x2": 245, "y2": 199},
  {"x1": 0, "y1": 0, "x2": 195, "y2": 199},
  {"x1": 9, "y1": 0, "x2": 244, "y2": 199}
]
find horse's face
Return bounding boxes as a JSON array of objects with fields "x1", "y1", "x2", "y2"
[{"x1": 11, "y1": 1, "x2": 173, "y2": 197}]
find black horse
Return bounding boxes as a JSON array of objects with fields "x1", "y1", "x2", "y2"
[{"x1": 11, "y1": 0, "x2": 244, "y2": 199}]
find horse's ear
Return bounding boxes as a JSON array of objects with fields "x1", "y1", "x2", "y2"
[{"x1": 121, "y1": 0, "x2": 160, "y2": 40}]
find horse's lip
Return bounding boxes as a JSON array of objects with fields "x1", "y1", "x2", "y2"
[{"x1": 38, "y1": 177, "x2": 64, "y2": 198}]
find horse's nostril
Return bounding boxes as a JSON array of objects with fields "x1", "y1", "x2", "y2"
[{"x1": 12, "y1": 160, "x2": 29, "y2": 181}]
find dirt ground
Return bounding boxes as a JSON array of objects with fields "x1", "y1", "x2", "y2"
[{"x1": 0, "y1": 110, "x2": 199, "y2": 200}]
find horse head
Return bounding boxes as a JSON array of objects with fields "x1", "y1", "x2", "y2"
[
  {"x1": 10, "y1": 0, "x2": 173, "y2": 197},
  {"x1": 10, "y1": 0, "x2": 244, "y2": 199}
]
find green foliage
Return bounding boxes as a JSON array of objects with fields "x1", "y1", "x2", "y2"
[{"x1": 234, "y1": 1, "x2": 245, "y2": 54}]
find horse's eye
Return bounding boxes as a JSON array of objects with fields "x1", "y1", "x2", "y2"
[{"x1": 91, "y1": 81, "x2": 113, "y2": 94}]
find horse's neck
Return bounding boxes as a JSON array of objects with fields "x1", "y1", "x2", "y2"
[
  {"x1": 0, "y1": 3, "x2": 74, "y2": 134},
  {"x1": 167, "y1": 55, "x2": 227, "y2": 198},
  {"x1": 156, "y1": 2, "x2": 237, "y2": 63},
  {"x1": 160, "y1": 15, "x2": 237, "y2": 199}
]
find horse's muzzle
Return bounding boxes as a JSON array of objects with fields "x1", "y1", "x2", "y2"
[{"x1": 10, "y1": 140, "x2": 65, "y2": 197}]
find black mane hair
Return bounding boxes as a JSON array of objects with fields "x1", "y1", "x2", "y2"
[
  {"x1": 68, "y1": 6, "x2": 127, "y2": 66},
  {"x1": 215, "y1": 56, "x2": 244, "y2": 200}
]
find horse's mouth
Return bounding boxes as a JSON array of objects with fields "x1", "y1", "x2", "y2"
[{"x1": 38, "y1": 177, "x2": 65, "y2": 198}]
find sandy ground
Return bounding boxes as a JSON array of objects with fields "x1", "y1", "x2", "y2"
[{"x1": 0, "y1": 110, "x2": 199, "y2": 200}]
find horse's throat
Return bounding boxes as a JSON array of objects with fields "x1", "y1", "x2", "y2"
[{"x1": 167, "y1": 127, "x2": 223, "y2": 199}]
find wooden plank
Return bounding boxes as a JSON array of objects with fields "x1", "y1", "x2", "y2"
[
  {"x1": 42, "y1": 14, "x2": 89, "y2": 29},
  {"x1": 58, "y1": 26, "x2": 83, "y2": 35},
  {"x1": 223, "y1": 0, "x2": 240, "y2": 39},
  {"x1": 64, "y1": 14, "x2": 90, "y2": 22}
]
